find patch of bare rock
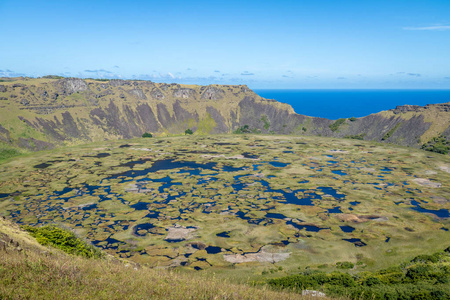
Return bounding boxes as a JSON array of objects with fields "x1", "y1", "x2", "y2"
[
  {"x1": 164, "y1": 225, "x2": 197, "y2": 242},
  {"x1": 412, "y1": 178, "x2": 441, "y2": 188},
  {"x1": 336, "y1": 214, "x2": 388, "y2": 223},
  {"x1": 223, "y1": 245, "x2": 290, "y2": 263}
]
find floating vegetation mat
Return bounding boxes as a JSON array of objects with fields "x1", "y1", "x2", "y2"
[{"x1": 0, "y1": 135, "x2": 449, "y2": 273}]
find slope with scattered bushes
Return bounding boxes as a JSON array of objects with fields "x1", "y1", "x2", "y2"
[{"x1": 0, "y1": 216, "x2": 307, "y2": 300}]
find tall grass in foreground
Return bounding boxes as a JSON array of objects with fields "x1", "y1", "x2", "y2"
[{"x1": 0, "y1": 249, "x2": 316, "y2": 300}]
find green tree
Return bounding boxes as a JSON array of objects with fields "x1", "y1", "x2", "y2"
[
  {"x1": 142, "y1": 132, "x2": 153, "y2": 138},
  {"x1": 185, "y1": 128, "x2": 193, "y2": 135}
]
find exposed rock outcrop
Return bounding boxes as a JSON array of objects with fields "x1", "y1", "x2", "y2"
[
  {"x1": 0, "y1": 77, "x2": 448, "y2": 151},
  {"x1": 55, "y1": 78, "x2": 89, "y2": 95},
  {"x1": 173, "y1": 88, "x2": 195, "y2": 99},
  {"x1": 201, "y1": 86, "x2": 225, "y2": 100}
]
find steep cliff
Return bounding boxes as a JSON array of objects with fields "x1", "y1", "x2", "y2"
[{"x1": 0, "y1": 77, "x2": 449, "y2": 151}]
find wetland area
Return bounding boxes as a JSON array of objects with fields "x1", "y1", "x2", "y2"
[{"x1": 0, "y1": 135, "x2": 449, "y2": 274}]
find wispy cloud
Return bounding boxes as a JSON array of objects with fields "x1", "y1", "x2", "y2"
[
  {"x1": 0, "y1": 69, "x2": 26, "y2": 77},
  {"x1": 403, "y1": 25, "x2": 450, "y2": 31},
  {"x1": 241, "y1": 71, "x2": 254, "y2": 76},
  {"x1": 84, "y1": 69, "x2": 113, "y2": 74},
  {"x1": 391, "y1": 72, "x2": 421, "y2": 77}
]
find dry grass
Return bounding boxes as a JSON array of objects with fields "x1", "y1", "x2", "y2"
[
  {"x1": 0, "y1": 217, "x2": 317, "y2": 300},
  {"x1": 0, "y1": 249, "x2": 314, "y2": 300}
]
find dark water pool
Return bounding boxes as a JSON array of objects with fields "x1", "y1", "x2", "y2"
[
  {"x1": 34, "y1": 162, "x2": 52, "y2": 169},
  {"x1": 340, "y1": 226, "x2": 355, "y2": 233},
  {"x1": 332, "y1": 170, "x2": 347, "y2": 176},
  {"x1": 133, "y1": 223, "x2": 155, "y2": 236},
  {"x1": 343, "y1": 238, "x2": 367, "y2": 247},
  {"x1": 205, "y1": 246, "x2": 222, "y2": 254},
  {"x1": 410, "y1": 200, "x2": 449, "y2": 218},
  {"x1": 287, "y1": 220, "x2": 329, "y2": 232},
  {"x1": 217, "y1": 231, "x2": 231, "y2": 238},
  {"x1": 328, "y1": 206, "x2": 342, "y2": 213}
]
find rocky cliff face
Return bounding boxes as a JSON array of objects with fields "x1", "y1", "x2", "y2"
[{"x1": 0, "y1": 77, "x2": 448, "y2": 151}]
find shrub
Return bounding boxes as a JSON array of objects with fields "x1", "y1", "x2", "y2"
[
  {"x1": 234, "y1": 125, "x2": 251, "y2": 134},
  {"x1": 260, "y1": 115, "x2": 270, "y2": 130},
  {"x1": 348, "y1": 117, "x2": 357, "y2": 122},
  {"x1": 411, "y1": 253, "x2": 441, "y2": 264},
  {"x1": 362, "y1": 276, "x2": 382, "y2": 286},
  {"x1": 266, "y1": 246, "x2": 450, "y2": 299},
  {"x1": 42, "y1": 75, "x2": 65, "y2": 79},
  {"x1": 142, "y1": 132, "x2": 152, "y2": 138},
  {"x1": 185, "y1": 128, "x2": 193, "y2": 135},
  {"x1": 422, "y1": 135, "x2": 450, "y2": 155},
  {"x1": 382, "y1": 123, "x2": 401, "y2": 141},
  {"x1": 24, "y1": 225, "x2": 103, "y2": 258},
  {"x1": 329, "y1": 118, "x2": 346, "y2": 132},
  {"x1": 327, "y1": 272, "x2": 356, "y2": 287},
  {"x1": 0, "y1": 147, "x2": 21, "y2": 161},
  {"x1": 345, "y1": 134, "x2": 365, "y2": 140},
  {"x1": 336, "y1": 261, "x2": 355, "y2": 269}
]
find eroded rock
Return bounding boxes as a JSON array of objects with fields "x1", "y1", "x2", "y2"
[
  {"x1": 201, "y1": 86, "x2": 225, "y2": 100},
  {"x1": 336, "y1": 214, "x2": 388, "y2": 223},
  {"x1": 173, "y1": 88, "x2": 195, "y2": 99},
  {"x1": 165, "y1": 225, "x2": 197, "y2": 242},
  {"x1": 127, "y1": 89, "x2": 147, "y2": 100},
  {"x1": 223, "y1": 246, "x2": 290, "y2": 263},
  {"x1": 56, "y1": 78, "x2": 89, "y2": 95},
  {"x1": 412, "y1": 178, "x2": 441, "y2": 188}
]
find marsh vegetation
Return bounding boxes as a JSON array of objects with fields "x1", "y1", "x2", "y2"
[{"x1": 0, "y1": 134, "x2": 448, "y2": 280}]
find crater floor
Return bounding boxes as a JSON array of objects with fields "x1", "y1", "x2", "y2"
[{"x1": 0, "y1": 134, "x2": 449, "y2": 274}]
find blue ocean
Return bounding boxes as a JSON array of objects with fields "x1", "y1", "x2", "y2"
[{"x1": 254, "y1": 90, "x2": 450, "y2": 120}]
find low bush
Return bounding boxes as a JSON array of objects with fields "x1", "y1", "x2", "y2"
[
  {"x1": 382, "y1": 123, "x2": 401, "y2": 141},
  {"x1": 24, "y1": 225, "x2": 103, "y2": 258},
  {"x1": 267, "y1": 247, "x2": 450, "y2": 299},
  {"x1": 0, "y1": 147, "x2": 21, "y2": 161},
  {"x1": 234, "y1": 125, "x2": 252, "y2": 134},
  {"x1": 422, "y1": 135, "x2": 450, "y2": 155},
  {"x1": 336, "y1": 261, "x2": 354, "y2": 269},
  {"x1": 260, "y1": 115, "x2": 270, "y2": 130},
  {"x1": 329, "y1": 118, "x2": 346, "y2": 132},
  {"x1": 345, "y1": 134, "x2": 365, "y2": 140}
]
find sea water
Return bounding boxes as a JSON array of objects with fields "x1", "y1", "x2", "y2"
[{"x1": 254, "y1": 89, "x2": 450, "y2": 120}]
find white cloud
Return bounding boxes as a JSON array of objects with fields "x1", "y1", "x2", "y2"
[{"x1": 403, "y1": 25, "x2": 450, "y2": 31}]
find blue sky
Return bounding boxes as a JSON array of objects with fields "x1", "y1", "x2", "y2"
[{"x1": 1, "y1": 0, "x2": 450, "y2": 89}]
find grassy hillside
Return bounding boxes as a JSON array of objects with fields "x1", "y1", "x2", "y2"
[
  {"x1": 1, "y1": 77, "x2": 449, "y2": 152},
  {"x1": 0, "y1": 216, "x2": 307, "y2": 300},
  {"x1": 0, "y1": 77, "x2": 271, "y2": 150},
  {"x1": 267, "y1": 246, "x2": 450, "y2": 299}
]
